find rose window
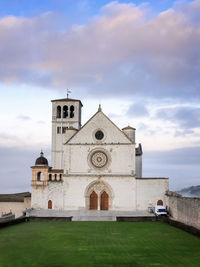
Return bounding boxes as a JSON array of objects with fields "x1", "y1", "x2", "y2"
[{"x1": 91, "y1": 151, "x2": 108, "y2": 168}]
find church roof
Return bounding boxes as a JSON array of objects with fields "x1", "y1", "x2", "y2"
[
  {"x1": 65, "y1": 107, "x2": 134, "y2": 144},
  {"x1": 0, "y1": 192, "x2": 31, "y2": 202},
  {"x1": 51, "y1": 98, "x2": 83, "y2": 106},
  {"x1": 122, "y1": 126, "x2": 136, "y2": 130}
]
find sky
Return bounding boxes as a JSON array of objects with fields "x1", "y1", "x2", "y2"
[{"x1": 0, "y1": 0, "x2": 200, "y2": 193}]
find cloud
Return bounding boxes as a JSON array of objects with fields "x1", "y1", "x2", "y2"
[
  {"x1": 17, "y1": 115, "x2": 31, "y2": 120},
  {"x1": 175, "y1": 0, "x2": 200, "y2": 26},
  {"x1": 37, "y1": 120, "x2": 45, "y2": 124},
  {"x1": 0, "y1": 1, "x2": 199, "y2": 101},
  {"x1": 143, "y1": 146, "x2": 200, "y2": 190},
  {"x1": 0, "y1": 146, "x2": 50, "y2": 193},
  {"x1": 127, "y1": 102, "x2": 149, "y2": 117},
  {"x1": 156, "y1": 106, "x2": 200, "y2": 129},
  {"x1": 0, "y1": 132, "x2": 21, "y2": 146}
]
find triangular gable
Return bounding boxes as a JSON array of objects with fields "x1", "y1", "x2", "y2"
[{"x1": 66, "y1": 110, "x2": 133, "y2": 145}]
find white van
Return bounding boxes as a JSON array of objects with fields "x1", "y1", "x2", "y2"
[{"x1": 155, "y1": 205, "x2": 167, "y2": 216}]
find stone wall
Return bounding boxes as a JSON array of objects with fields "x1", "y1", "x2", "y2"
[
  {"x1": 0, "y1": 198, "x2": 31, "y2": 218},
  {"x1": 0, "y1": 213, "x2": 15, "y2": 222},
  {"x1": 136, "y1": 178, "x2": 168, "y2": 211},
  {"x1": 166, "y1": 191, "x2": 200, "y2": 230}
]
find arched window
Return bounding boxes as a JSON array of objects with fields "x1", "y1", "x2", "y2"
[
  {"x1": 49, "y1": 174, "x2": 52, "y2": 181},
  {"x1": 63, "y1": 105, "x2": 68, "y2": 118},
  {"x1": 70, "y1": 105, "x2": 74, "y2": 118},
  {"x1": 57, "y1": 127, "x2": 61, "y2": 134},
  {"x1": 157, "y1": 200, "x2": 163, "y2": 205},
  {"x1": 56, "y1": 106, "x2": 61, "y2": 118},
  {"x1": 55, "y1": 174, "x2": 57, "y2": 181},
  {"x1": 37, "y1": 172, "x2": 44, "y2": 181},
  {"x1": 48, "y1": 200, "x2": 52, "y2": 209},
  {"x1": 59, "y1": 174, "x2": 62, "y2": 180}
]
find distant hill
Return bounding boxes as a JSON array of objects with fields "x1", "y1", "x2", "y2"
[{"x1": 177, "y1": 185, "x2": 200, "y2": 197}]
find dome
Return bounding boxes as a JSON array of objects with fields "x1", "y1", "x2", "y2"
[{"x1": 35, "y1": 152, "x2": 48, "y2": 166}]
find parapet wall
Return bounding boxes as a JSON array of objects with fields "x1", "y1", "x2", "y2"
[{"x1": 166, "y1": 191, "x2": 200, "y2": 230}]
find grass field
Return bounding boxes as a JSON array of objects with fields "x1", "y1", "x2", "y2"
[{"x1": 0, "y1": 221, "x2": 200, "y2": 267}]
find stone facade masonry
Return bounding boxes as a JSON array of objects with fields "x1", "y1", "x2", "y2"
[{"x1": 31, "y1": 176, "x2": 168, "y2": 211}]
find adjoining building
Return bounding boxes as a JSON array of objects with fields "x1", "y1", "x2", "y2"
[
  {"x1": 0, "y1": 192, "x2": 31, "y2": 218},
  {"x1": 30, "y1": 97, "x2": 168, "y2": 213}
]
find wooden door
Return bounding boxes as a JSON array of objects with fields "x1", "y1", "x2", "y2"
[
  {"x1": 100, "y1": 191, "x2": 109, "y2": 210},
  {"x1": 48, "y1": 200, "x2": 52, "y2": 209},
  {"x1": 90, "y1": 191, "x2": 98, "y2": 210},
  {"x1": 157, "y1": 200, "x2": 163, "y2": 205}
]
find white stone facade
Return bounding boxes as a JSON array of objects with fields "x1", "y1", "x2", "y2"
[{"x1": 31, "y1": 98, "x2": 168, "y2": 212}]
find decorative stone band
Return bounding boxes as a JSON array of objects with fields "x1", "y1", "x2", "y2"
[{"x1": 63, "y1": 174, "x2": 135, "y2": 177}]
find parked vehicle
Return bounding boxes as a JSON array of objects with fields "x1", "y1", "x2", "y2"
[{"x1": 154, "y1": 205, "x2": 167, "y2": 216}]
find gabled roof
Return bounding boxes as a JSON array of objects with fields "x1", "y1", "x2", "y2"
[
  {"x1": 51, "y1": 98, "x2": 83, "y2": 106},
  {"x1": 65, "y1": 108, "x2": 134, "y2": 144}
]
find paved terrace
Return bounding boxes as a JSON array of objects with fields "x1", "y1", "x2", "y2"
[{"x1": 26, "y1": 209, "x2": 155, "y2": 221}]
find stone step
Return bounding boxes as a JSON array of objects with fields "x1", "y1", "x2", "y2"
[
  {"x1": 72, "y1": 216, "x2": 116, "y2": 221},
  {"x1": 25, "y1": 209, "x2": 155, "y2": 221}
]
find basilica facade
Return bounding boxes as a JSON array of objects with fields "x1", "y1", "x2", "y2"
[{"x1": 31, "y1": 97, "x2": 168, "y2": 212}]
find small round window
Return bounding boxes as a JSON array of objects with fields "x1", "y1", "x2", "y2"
[{"x1": 95, "y1": 130, "x2": 104, "y2": 140}]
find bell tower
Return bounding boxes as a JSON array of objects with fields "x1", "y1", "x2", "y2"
[{"x1": 51, "y1": 97, "x2": 83, "y2": 169}]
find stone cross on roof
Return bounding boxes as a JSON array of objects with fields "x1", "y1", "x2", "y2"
[{"x1": 67, "y1": 89, "x2": 71, "y2": 98}]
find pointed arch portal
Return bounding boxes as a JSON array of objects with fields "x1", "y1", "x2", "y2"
[
  {"x1": 90, "y1": 191, "x2": 98, "y2": 210},
  {"x1": 100, "y1": 191, "x2": 109, "y2": 210},
  {"x1": 85, "y1": 180, "x2": 113, "y2": 210}
]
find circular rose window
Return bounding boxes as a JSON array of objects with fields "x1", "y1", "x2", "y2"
[
  {"x1": 95, "y1": 130, "x2": 104, "y2": 140},
  {"x1": 91, "y1": 151, "x2": 108, "y2": 168}
]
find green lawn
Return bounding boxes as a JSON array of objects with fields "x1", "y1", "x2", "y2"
[{"x1": 0, "y1": 221, "x2": 200, "y2": 267}]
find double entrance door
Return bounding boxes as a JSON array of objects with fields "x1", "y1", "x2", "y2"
[{"x1": 90, "y1": 191, "x2": 109, "y2": 210}]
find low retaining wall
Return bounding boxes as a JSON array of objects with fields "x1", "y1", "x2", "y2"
[
  {"x1": 0, "y1": 216, "x2": 72, "y2": 228},
  {"x1": 29, "y1": 216, "x2": 72, "y2": 221},
  {"x1": 161, "y1": 217, "x2": 200, "y2": 237},
  {"x1": 166, "y1": 191, "x2": 200, "y2": 230},
  {"x1": 117, "y1": 216, "x2": 157, "y2": 222},
  {"x1": 0, "y1": 213, "x2": 15, "y2": 223},
  {"x1": 0, "y1": 216, "x2": 28, "y2": 229}
]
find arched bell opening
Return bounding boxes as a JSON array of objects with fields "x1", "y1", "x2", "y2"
[
  {"x1": 70, "y1": 105, "x2": 74, "y2": 118},
  {"x1": 37, "y1": 172, "x2": 44, "y2": 181},
  {"x1": 63, "y1": 105, "x2": 68, "y2": 118},
  {"x1": 56, "y1": 106, "x2": 61, "y2": 118}
]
